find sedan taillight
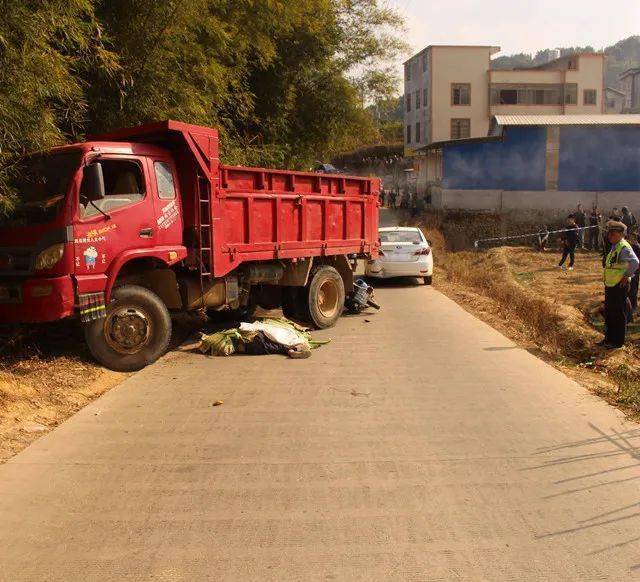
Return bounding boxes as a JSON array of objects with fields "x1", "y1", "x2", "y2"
[{"x1": 414, "y1": 247, "x2": 431, "y2": 256}]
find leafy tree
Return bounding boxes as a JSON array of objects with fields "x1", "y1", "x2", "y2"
[
  {"x1": 86, "y1": 0, "x2": 406, "y2": 166},
  {"x1": 0, "y1": 0, "x2": 116, "y2": 212},
  {"x1": 0, "y1": 0, "x2": 406, "y2": 212}
]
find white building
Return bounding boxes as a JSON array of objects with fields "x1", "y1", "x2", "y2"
[{"x1": 404, "y1": 45, "x2": 606, "y2": 155}]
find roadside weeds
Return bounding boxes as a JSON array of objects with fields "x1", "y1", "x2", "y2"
[{"x1": 0, "y1": 324, "x2": 124, "y2": 462}]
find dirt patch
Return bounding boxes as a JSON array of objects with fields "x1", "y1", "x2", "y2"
[{"x1": 0, "y1": 322, "x2": 125, "y2": 462}]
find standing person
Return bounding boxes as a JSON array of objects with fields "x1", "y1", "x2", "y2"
[
  {"x1": 574, "y1": 204, "x2": 587, "y2": 248},
  {"x1": 599, "y1": 221, "x2": 640, "y2": 348},
  {"x1": 602, "y1": 209, "x2": 619, "y2": 259},
  {"x1": 535, "y1": 225, "x2": 550, "y2": 251},
  {"x1": 558, "y1": 216, "x2": 579, "y2": 270},
  {"x1": 621, "y1": 206, "x2": 637, "y2": 236},
  {"x1": 379, "y1": 188, "x2": 386, "y2": 208},
  {"x1": 389, "y1": 190, "x2": 396, "y2": 209},
  {"x1": 587, "y1": 206, "x2": 602, "y2": 251},
  {"x1": 627, "y1": 233, "x2": 640, "y2": 321}
]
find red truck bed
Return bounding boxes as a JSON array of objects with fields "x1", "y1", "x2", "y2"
[
  {"x1": 92, "y1": 120, "x2": 380, "y2": 278},
  {"x1": 213, "y1": 165, "x2": 378, "y2": 276}
]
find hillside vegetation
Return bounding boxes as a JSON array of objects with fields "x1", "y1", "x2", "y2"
[
  {"x1": 492, "y1": 35, "x2": 640, "y2": 88},
  {"x1": 0, "y1": 0, "x2": 407, "y2": 213}
]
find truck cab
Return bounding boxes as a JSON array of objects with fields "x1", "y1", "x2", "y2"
[{"x1": 0, "y1": 141, "x2": 186, "y2": 325}]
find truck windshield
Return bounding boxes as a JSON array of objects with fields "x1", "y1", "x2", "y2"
[{"x1": 0, "y1": 153, "x2": 80, "y2": 226}]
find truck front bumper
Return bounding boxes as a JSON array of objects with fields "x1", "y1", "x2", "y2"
[{"x1": 0, "y1": 276, "x2": 75, "y2": 324}]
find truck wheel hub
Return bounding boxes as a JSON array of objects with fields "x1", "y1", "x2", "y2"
[
  {"x1": 105, "y1": 307, "x2": 152, "y2": 354},
  {"x1": 317, "y1": 280, "x2": 339, "y2": 318}
]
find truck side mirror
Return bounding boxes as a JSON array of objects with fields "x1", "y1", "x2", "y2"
[{"x1": 83, "y1": 163, "x2": 105, "y2": 201}]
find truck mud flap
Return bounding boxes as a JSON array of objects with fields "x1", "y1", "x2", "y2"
[{"x1": 79, "y1": 292, "x2": 106, "y2": 323}]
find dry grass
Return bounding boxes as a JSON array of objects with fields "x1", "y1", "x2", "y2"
[
  {"x1": 443, "y1": 247, "x2": 600, "y2": 358},
  {"x1": 0, "y1": 323, "x2": 124, "y2": 461}
]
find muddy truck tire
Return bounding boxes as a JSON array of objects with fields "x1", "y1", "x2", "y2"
[{"x1": 84, "y1": 285, "x2": 172, "y2": 372}]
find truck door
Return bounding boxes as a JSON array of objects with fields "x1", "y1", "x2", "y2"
[
  {"x1": 147, "y1": 158, "x2": 183, "y2": 247},
  {"x1": 74, "y1": 157, "x2": 156, "y2": 279}
]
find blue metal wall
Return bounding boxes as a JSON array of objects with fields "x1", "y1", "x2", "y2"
[
  {"x1": 442, "y1": 127, "x2": 547, "y2": 190},
  {"x1": 558, "y1": 127, "x2": 640, "y2": 191}
]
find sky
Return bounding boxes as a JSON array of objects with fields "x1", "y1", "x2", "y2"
[{"x1": 387, "y1": 0, "x2": 640, "y2": 63}]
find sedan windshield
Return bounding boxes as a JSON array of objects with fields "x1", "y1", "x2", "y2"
[
  {"x1": 0, "y1": 153, "x2": 80, "y2": 226},
  {"x1": 380, "y1": 230, "x2": 423, "y2": 244}
]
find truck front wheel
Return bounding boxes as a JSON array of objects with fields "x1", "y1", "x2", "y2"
[
  {"x1": 84, "y1": 285, "x2": 172, "y2": 372},
  {"x1": 300, "y1": 265, "x2": 345, "y2": 329}
]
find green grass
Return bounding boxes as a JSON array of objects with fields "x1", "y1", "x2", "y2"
[{"x1": 512, "y1": 270, "x2": 536, "y2": 285}]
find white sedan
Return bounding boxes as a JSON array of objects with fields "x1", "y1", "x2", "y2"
[{"x1": 366, "y1": 227, "x2": 433, "y2": 285}]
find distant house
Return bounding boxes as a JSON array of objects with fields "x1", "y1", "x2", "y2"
[
  {"x1": 416, "y1": 115, "x2": 640, "y2": 215},
  {"x1": 403, "y1": 46, "x2": 606, "y2": 155},
  {"x1": 605, "y1": 87, "x2": 627, "y2": 113},
  {"x1": 620, "y1": 68, "x2": 640, "y2": 112}
]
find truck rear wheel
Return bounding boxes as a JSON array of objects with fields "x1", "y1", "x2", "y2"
[
  {"x1": 300, "y1": 265, "x2": 345, "y2": 329},
  {"x1": 84, "y1": 285, "x2": 172, "y2": 372}
]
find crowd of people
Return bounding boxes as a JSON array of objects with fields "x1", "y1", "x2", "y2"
[
  {"x1": 379, "y1": 188, "x2": 426, "y2": 217},
  {"x1": 555, "y1": 204, "x2": 639, "y2": 349}
]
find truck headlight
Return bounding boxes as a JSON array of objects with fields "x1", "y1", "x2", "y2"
[{"x1": 34, "y1": 244, "x2": 65, "y2": 270}]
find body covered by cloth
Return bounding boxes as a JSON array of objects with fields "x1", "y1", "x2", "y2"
[{"x1": 199, "y1": 317, "x2": 329, "y2": 357}]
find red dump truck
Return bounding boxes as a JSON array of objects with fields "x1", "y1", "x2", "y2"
[{"x1": 0, "y1": 121, "x2": 379, "y2": 370}]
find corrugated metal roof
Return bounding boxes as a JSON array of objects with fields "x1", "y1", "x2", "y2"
[{"x1": 493, "y1": 114, "x2": 640, "y2": 126}]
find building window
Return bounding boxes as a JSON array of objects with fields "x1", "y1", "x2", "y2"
[
  {"x1": 415, "y1": 90, "x2": 420, "y2": 109},
  {"x1": 607, "y1": 98, "x2": 617, "y2": 109},
  {"x1": 495, "y1": 89, "x2": 518, "y2": 105},
  {"x1": 416, "y1": 122, "x2": 421, "y2": 143},
  {"x1": 568, "y1": 58, "x2": 578, "y2": 70},
  {"x1": 423, "y1": 88, "x2": 428, "y2": 108},
  {"x1": 422, "y1": 54, "x2": 427, "y2": 72},
  {"x1": 584, "y1": 89, "x2": 597, "y2": 105},
  {"x1": 564, "y1": 84, "x2": 577, "y2": 105},
  {"x1": 406, "y1": 125, "x2": 412, "y2": 144},
  {"x1": 406, "y1": 94, "x2": 411, "y2": 112},
  {"x1": 450, "y1": 119, "x2": 470, "y2": 140},
  {"x1": 405, "y1": 62, "x2": 411, "y2": 82},
  {"x1": 490, "y1": 83, "x2": 569, "y2": 106},
  {"x1": 451, "y1": 83, "x2": 471, "y2": 105}
]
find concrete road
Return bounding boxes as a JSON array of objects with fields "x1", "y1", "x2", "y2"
[{"x1": 1, "y1": 286, "x2": 640, "y2": 581}]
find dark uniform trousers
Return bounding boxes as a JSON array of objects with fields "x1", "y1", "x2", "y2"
[{"x1": 605, "y1": 284, "x2": 628, "y2": 346}]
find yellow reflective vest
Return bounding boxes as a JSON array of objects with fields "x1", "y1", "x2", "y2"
[{"x1": 604, "y1": 239, "x2": 633, "y2": 287}]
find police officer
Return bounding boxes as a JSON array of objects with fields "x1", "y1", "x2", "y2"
[{"x1": 600, "y1": 220, "x2": 640, "y2": 348}]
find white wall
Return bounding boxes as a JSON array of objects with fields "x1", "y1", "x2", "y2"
[
  {"x1": 431, "y1": 47, "x2": 493, "y2": 143},
  {"x1": 436, "y1": 189, "x2": 640, "y2": 215}
]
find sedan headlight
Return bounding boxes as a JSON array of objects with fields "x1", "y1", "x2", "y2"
[{"x1": 34, "y1": 243, "x2": 65, "y2": 271}]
